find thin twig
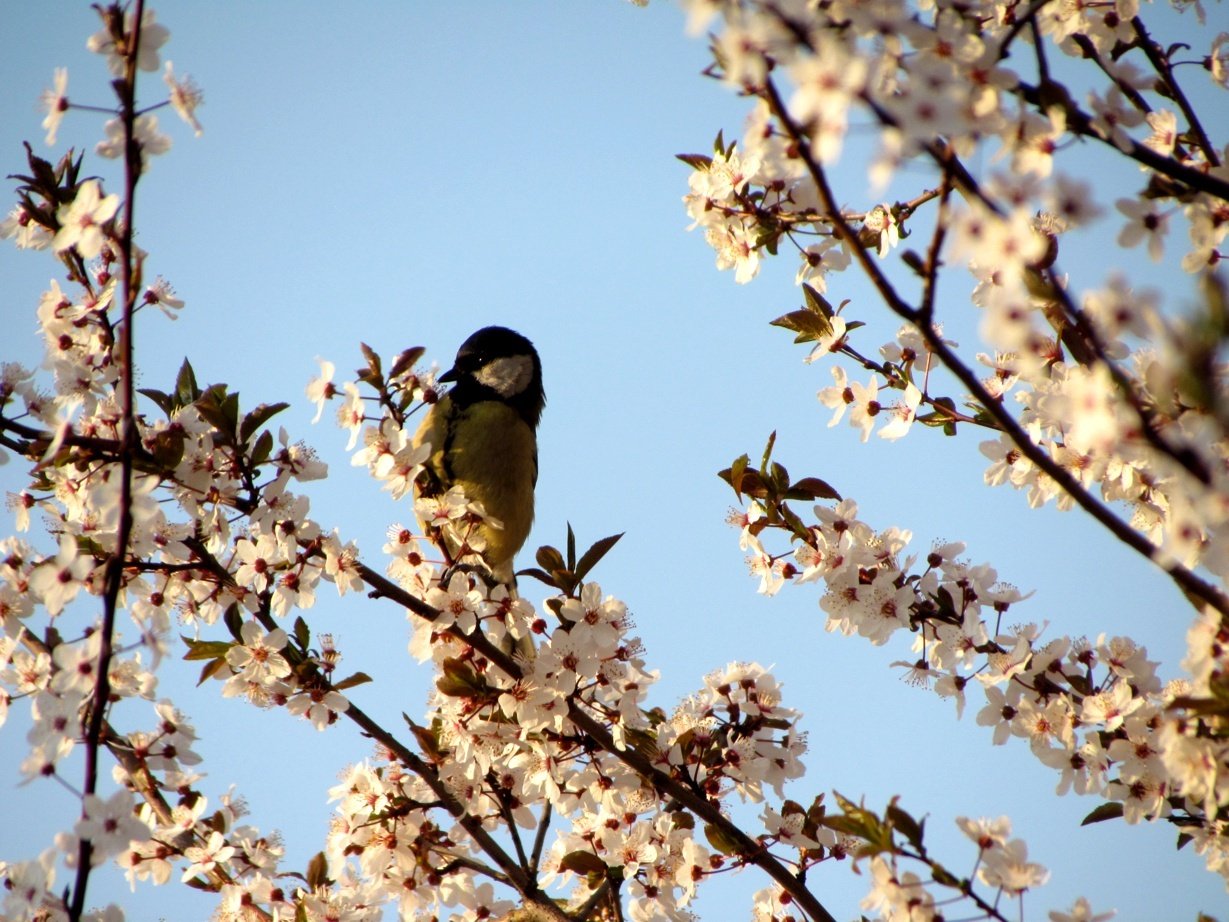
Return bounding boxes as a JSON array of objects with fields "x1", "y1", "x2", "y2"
[{"x1": 1131, "y1": 17, "x2": 1220, "y2": 166}]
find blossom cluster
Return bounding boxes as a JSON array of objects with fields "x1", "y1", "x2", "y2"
[
  {"x1": 679, "y1": 0, "x2": 1229, "y2": 911},
  {"x1": 2, "y1": 1, "x2": 1224, "y2": 921},
  {"x1": 682, "y1": 0, "x2": 1229, "y2": 586},
  {"x1": 683, "y1": 0, "x2": 1226, "y2": 281},
  {"x1": 0, "y1": 7, "x2": 367, "y2": 920},
  {"x1": 0, "y1": 8, "x2": 838, "y2": 916},
  {"x1": 0, "y1": 15, "x2": 839, "y2": 910},
  {"x1": 314, "y1": 341, "x2": 839, "y2": 920},
  {"x1": 730, "y1": 474, "x2": 1229, "y2": 893},
  {"x1": 863, "y1": 814, "x2": 1051, "y2": 922},
  {"x1": 324, "y1": 347, "x2": 1075, "y2": 917}
]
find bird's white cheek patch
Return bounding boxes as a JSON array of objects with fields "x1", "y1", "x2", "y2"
[{"x1": 476, "y1": 355, "x2": 534, "y2": 397}]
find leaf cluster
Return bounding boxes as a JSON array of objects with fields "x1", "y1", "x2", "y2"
[
  {"x1": 719, "y1": 432, "x2": 841, "y2": 543},
  {"x1": 523, "y1": 523, "x2": 623, "y2": 601}
]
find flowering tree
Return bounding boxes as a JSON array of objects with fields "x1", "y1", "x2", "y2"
[{"x1": 1, "y1": 2, "x2": 1227, "y2": 922}]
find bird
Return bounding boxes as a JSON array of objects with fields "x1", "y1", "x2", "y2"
[{"x1": 412, "y1": 326, "x2": 544, "y2": 586}]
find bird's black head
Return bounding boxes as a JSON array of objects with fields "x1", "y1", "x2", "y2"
[{"x1": 440, "y1": 326, "x2": 545, "y2": 428}]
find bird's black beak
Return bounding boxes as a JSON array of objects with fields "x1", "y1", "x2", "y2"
[{"x1": 438, "y1": 366, "x2": 459, "y2": 384}]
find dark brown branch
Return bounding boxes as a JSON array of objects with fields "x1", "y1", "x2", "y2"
[
  {"x1": 70, "y1": 3, "x2": 145, "y2": 917},
  {"x1": 529, "y1": 803, "x2": 552, "y2": 875}
]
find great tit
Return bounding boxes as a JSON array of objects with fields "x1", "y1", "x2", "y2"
[{"x1": 413, "y1": 326, "x2": 544, "y2": 585}]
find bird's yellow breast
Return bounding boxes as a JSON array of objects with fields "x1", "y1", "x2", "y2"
[{"x1": 412, "y1": 395, "x2": 537, "y2": 581}]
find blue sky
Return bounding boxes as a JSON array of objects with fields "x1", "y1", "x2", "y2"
[{"x1": 1, "y1": 3, "x2": 1227, "y2": 920}]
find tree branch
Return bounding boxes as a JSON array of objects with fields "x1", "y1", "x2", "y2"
[{"x1": 70, "y1": 2, "x2": 145, "y2": 916}]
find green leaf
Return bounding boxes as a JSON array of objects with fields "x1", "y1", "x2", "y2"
[
  {"x1": 305, "y1": 851, "x2": 330, "y2": 890},
  {"x1": 359, "y1": 342, "x2": 382, "y2": 380},
  {"x1": 196, "y1": 657, "x2": 229, "y2": 686},
  {"x1": 575, "y1": 533, "x2": 624, "y2": 581},
  {"x1": 240, "y1": 402, "x2": 290, "y2": 444},
  {"x1": 770, "y1": 308, "x2": 832, "y2": 343},
  {"x1": 821, "y1": 813, "x2": 874, "y2": 840},
  {"x1": 333, "y1": 671, "x2": 373, "y2": 692},
  {"x1": 388, "y1": 346, "x2": 426, "y2": 380},
  {"x1": 930, "y1": 863, "x2": 960, "y2": 888},
  {"x1": 517, "y1": 567, "x2": 557, "y2": 588},
  {"x1": 138, "y1": 387, "x2": 173, "y2": 416},
  {"x1": 436, "y1": 658, "x2": 484, "y2": 698},
  {"x1": 759, "y1": 432, "x2": 777, "y2": 473},
  {"x1": 671, "y1": 811, "x2": 696, "y2": 830},
  {"x1": 174, "y1": 358, "x2": 200, "y2": 408},
  {"x1": 787, "y1": 477, "x2": 841, "y2": 501},
  {"x1": 675, "y1": 152, "x2": 714, "y2": 171},
  {"x1": 721, "y1": 453, "x2": 750, "y2": 498},
  {"x1": 932, "y1": 585, "x2": 958, "y2": 618},
  {"x1": 1080, "y1": 802, "x2": 1124, "y2": 826},
  {"x1": 559, "y1": 850, "x2": 608, "y2": 875},
  {"x1": 718, "y1": 463, "x2": 768, "y2": 500},
  {"x1": 536, "y1": 545, "x2": 565, "y2": 574},
  {"x1": 566, "y1": 523, "x2": 577, "y2": 571},
  {"x1": 801, "y1": 283, "x2": 834, "y2": 317},
  {"x1": 886, "y1": 801, "x2": 925, "y2": 851},
  {"x1": 1037, "y1": 78, "x2": 1076, "y2": 115},
  {"x1": 779, "y1": 503, "x2": 810, "y2": 540},
  {"x1": 293, "y1": 616, "x2": 310, "y2": 650},
  {"x1": 224, "y1": 605, "x2": 245, "y2": 642},
  {"x1": 703, "y1": 822, "x2": 744, "y2": 856},
  {"x1": 182, "y1": 637, "x2": 234, "y2": 661},
  {"x1": 148, "y1": 428, "x2": 186, "y2": 469},
  {"x1": 825, "y1": 792, "x2": 890, "y2": 848},
  {"x1": 768, "y1": 460, "x2": 790, "y2": 493},
  {"x1": 405, "y1": 715, "x2": 445, "y2": 761},
  {"x1": 204, "y1": 808, "x2": 228, "y2": 833},
  {"x1": 194, "y1": 385, "x2": 240, "y2": 443},
  {"x1": 250, "y1": 429, "x2": 275, "y2": 467}
]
